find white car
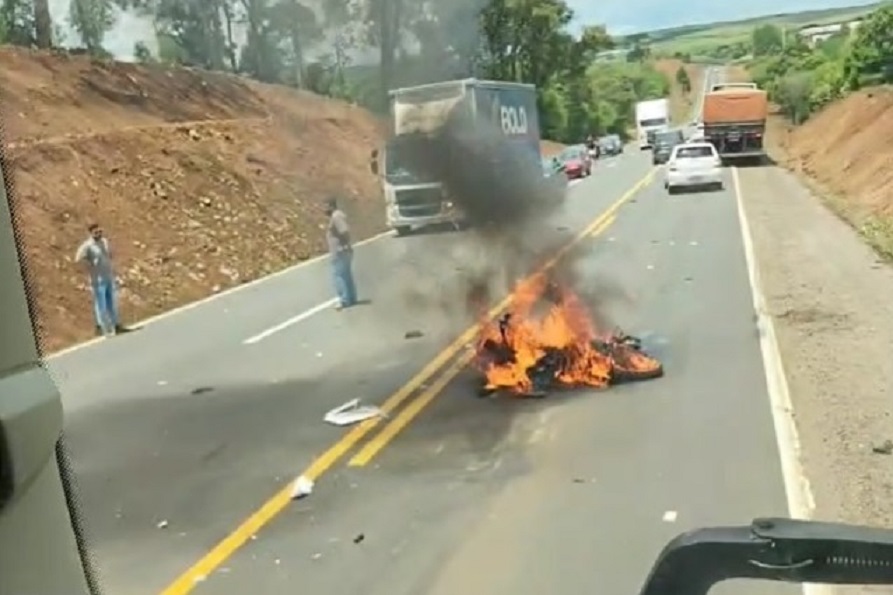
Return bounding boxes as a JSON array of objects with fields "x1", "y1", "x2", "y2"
[{"x1": 664, "y1": 142, "x2": 723, "y2": 194}]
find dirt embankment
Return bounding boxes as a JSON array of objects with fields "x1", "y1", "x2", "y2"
[
  {"x1": 1, "y1": 47, "x2": 389, "y2": 353},
  {"x1": 654, "y1": 59, "x2": 704, "y2": 124},
  {"x1": 767, "y1": 87, "x2": 893, "y2": 259},
  {"x1": 540, "y1": 140, "x2": 566, "y2": 156},
  {"x1": 0, "y1": 47, "x2": 566, "y2": 353}
]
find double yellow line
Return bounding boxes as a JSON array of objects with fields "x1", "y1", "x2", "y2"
[{"x1": 159, "y1": 166, "x2": 657, "y2": 595}]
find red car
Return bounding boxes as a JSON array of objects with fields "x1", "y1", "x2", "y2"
[{"x1": 558, "y1": 145, "x2": 592, "y2": 179}]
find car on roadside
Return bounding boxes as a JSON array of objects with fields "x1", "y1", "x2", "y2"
[
  {"x1": 664, "y1": 141, "x2": 724, "y2": 194},
  {"x1": 599, "y1": 134, "x2": 624, "y2": 156},
  {"x1": 556, "y1": 145, "x2": 592, "y2": 179},
  {"x1": 651, "y1": 128, "x2": 685, "y2": 165}
]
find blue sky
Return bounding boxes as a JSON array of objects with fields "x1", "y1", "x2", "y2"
[{"x1": 568, "y1": 0, "x2": 880, "y2": 35}]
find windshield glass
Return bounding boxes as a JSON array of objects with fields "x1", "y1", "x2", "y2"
[
  {"x1": 559, "y1": 146, "x2": 585, "y2": 161},
  {"x1": 655, "y1": 131, "x2": 682, "y2": 145},
  {"x1": 384, "y1": 137, "x2": 438, "y2": 184},
  {"x1": 676, "y1": 145, "x2": 715, "y2": 158},
  {"x1": 640, "y1": 117, "x2": 668, "y2": 127}
]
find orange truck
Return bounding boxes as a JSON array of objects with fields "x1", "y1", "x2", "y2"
[{"x1": 700, "y1": 82, "x2": 769, "y2": 161}]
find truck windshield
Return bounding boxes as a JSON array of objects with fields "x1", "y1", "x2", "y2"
[
  {"x1": 640, "y1": 117, "x2": 667, "y2": 127},
  {"x1": 384, "y1": 137, "x2": 437, "y2": 184}
]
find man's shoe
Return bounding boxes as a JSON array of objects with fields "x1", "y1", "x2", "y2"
[
  {"x1": 114, "y1": 325, "x2": 131, "y2": 334},
  {"x1": 95, "y1": 325, "x2": 104, "y2": 337}
]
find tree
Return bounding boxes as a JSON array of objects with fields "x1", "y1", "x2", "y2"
[
  {"x1": 69, "y1": 0, "x2": 116, "y2": 53},
  {"x1": 774, "y1": 71, "x2": 813, "y2": 124},
  {"x1": 675, "y1": 65, "x2": 691, "y2": 93},
  {"x1": 627, "y1": 41, "x2": 651, "y2": 62},
  {"x1": 844, "y1": 4, "x2": 893, "y2": 88},
  {"x1": 33, "y1": 0, "x2": 52, "y2": 47},
  {"x1": 751, "y1": 23, "x2": 783, "y2": 56}
]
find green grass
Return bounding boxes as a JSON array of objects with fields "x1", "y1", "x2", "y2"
[{"x1": 636, "y1": 3, "x2": 882, "y2": 56}]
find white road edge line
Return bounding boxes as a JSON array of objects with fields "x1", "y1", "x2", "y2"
[
  {"x1": 732, "y1": 167, "x2": 827, "y2": 595},
  {"x1": 47, "y1": 231, "x2": 395, "y2": 360},
  {"x1": 243, "y1": 298, "x2": 338, "y2": 345}
]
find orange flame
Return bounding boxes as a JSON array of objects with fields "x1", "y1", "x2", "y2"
[{"x1": 474, "y1": 273, "x2": 662, "y2": 395}]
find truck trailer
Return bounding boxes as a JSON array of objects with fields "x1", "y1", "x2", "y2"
[
  {"x1": 701, "y1": 83, "x2": 769, "y2": 162},
  {"x1": 370, "y1": 79, "x2": 541, "y2": 236}
]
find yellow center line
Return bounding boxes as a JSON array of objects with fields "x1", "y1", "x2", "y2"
[
  {"x1": 589, "y1": 212, "x2": 617, "y2": 237},
  {"x1": 349, "y1": 351, "x2": 477, "y2": 466},
  {"x1": 158, "y1": 166, "x2": 658, "y2": 595}
]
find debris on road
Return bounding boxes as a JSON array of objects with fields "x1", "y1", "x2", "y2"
[
  {"x1": 404, "y1": 330, "x2": 424, "y2": 339},
  {"x1": 353, "y1": 533, "x2": 365, "y2": 544},
  {"x1": 156, "y1": 519, "x2": 169, "y2": 529},
  {"x1": 191, "y1": 386, "x2": 214, "y2": 395},
  {"x1": 474, "y1": 274, "x2": 663, "y2": 396},
  {"x1": 872, "y1": 440, "x2": 893, "y2": 455},
  {"x1": 324, "y1": 399, "x2": 384, "y2": 426},
  {"x1": 291, "y1": 475, "x2": 314, "y2": 499}
]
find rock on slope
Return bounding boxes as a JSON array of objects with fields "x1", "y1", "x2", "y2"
[{"x1": 1, "y1": 47, "x2": 387, "y2": 353}]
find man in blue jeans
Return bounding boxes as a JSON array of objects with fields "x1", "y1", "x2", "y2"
[
  {"x1": 325, "y1": 198, "x2": 358, "y2": 310},
  {"x1": 75, "y1": 223, "x2": 129, "y2": 336}
]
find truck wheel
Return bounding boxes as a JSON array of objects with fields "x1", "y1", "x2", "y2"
[{"x1": 395, "y1": 226, "x2": 411, "y2": 237}]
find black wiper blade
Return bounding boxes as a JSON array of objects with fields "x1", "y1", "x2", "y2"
[{"x1": 639, "y1": 518, "x2": 893, "y2": 595}]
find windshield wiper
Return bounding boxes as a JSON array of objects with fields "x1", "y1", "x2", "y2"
[{"x1": 640, "y1": 517, "x2": 893, "y2": 595}]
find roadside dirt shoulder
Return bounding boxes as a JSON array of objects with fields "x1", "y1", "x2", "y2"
[
  {"x1": 738, "y1": 164, "x2": 893, "y2": 528},
  {"x1": 1, "y1": 47, "x2": 388, "y2": 353}
]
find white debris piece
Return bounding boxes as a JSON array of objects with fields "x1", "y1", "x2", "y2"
[
  {"x1": 291, "y1": 475, "x2": 314, "y2": 500},
  {"x1": 324, "y1": 398, "x2": 384, "y2": 427}
]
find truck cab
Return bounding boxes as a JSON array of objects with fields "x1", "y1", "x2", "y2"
[{"x1": 370, "y1": 137, "x2": 458, "y2": 237}]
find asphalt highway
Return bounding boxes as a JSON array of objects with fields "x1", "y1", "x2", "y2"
[{"x1": 55, "y1": 135, "x2": 793, "y2": 595}]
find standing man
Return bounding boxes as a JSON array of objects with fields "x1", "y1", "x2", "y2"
[
  {"x1": 75, "y1": 223, "x2": 128, "y2": 336},
  {"x1": 325, "y1": 198, "x2": 357, "y2": 310}
]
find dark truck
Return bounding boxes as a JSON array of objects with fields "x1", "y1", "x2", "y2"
[
  {"x1": 651, "y1": 128, "x2": 685, "y2": 164},
  {"x1": 370, "y1": 79, "x2": 542, "y2": 236},
  {"x1": 701, "y1": 82, "x2": 769, "y2": 162}
]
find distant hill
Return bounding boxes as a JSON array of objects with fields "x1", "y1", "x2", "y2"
[{"x1": 621, "y1": 2, "x2": 881, "y2": 56}]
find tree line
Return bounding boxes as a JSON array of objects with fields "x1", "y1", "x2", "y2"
[{"x1": 0, "y1": 0, "x2": 673, "y2": 143}]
